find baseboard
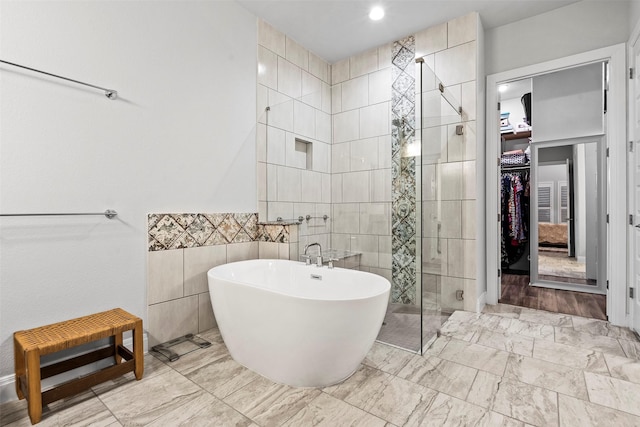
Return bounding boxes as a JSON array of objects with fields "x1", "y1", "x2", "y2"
[
  {"x1": 476, "y1": 291, "x2": 487, "y2": 313},
  {"x1": 0, "y1": 333, "x2": 148, "y2": 404}
]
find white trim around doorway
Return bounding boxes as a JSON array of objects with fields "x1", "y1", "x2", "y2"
[{"x1": 485, "y1": 43, "x2": 628, "y2": 327}]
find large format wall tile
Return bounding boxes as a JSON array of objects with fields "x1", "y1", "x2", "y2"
[
  {"x1": 148, "y1": 249, "x2": 184, "y2": 304},
  {"x1": 148, "y1": 296, "x2": 199, "y2": 347}
]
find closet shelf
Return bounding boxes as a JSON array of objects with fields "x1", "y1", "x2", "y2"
[{"x1": 501, "y1": 130, "x2": 531, "y2": 141}]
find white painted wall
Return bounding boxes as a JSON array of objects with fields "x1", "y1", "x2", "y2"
[
  {"x1": 0, "y1": 0, "x2": 256, "y2": 392},
  {"x1": 485, "y1": 1, "x2": 630, "y2": 75},
  {"x1": 631, "y1": 0, "x2": 640, "y2": 32}
]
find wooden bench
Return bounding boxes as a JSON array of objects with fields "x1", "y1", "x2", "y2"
[{"x1": 13, "y1": 308, "x2": 144, "y2": 424}]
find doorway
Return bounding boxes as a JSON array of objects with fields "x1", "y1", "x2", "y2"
[{"x1": 485, "y1": 44, "x2": 628, "y2": 326}]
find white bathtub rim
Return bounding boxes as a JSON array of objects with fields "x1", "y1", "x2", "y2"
[{"x1": 207, "y1": 259, "x2": 391, "y2": 302}]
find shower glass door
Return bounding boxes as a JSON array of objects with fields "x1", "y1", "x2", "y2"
[{"x1": 377, "y1": 38, "x2": 460, "y2": 353}]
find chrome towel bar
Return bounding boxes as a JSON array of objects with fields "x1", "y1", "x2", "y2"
[
  {"x1": 0, "y1": 59, "x2": 118, "y2": 99},
  {"x1": 0, "y1": 210, "x2": 118, "y2": 219}
]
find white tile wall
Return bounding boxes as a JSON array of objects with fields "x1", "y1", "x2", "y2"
[
  {"x1": 332, "y1": 58, "x2": 350, "y2": 84},
  {"x1": 332, "y1": 174, "x2": 343, "y2": 203},
  {"x1": 331, "y1": 84, "x2": 343, "y2": 114},
  {"x1": 293, "y1": 100, "x2": 316, "y2": 139},
  {"x1": 285, "y1": 37, "x2": 309, "y2": 70},
  {"x1": 257, "y1": 84, "x2": 268, "y2": 124},
  {"x1": 350, "y1": 48, "x2": 378, "y2": 78},
  {"x1": 258, "y1": 19, "x2": 285, "y2": 57},
  {"x1": 462, "y1": 200, "x2": 476, "y2": 239},
  {"x1": 441, "y1": 162, "x2": 463, "y2": 201},
  {"x1": 332, "y1": 203, "x2": 359, "y2": 234},
  {"x1": 370, "y1": 168, "x2": 391, "y2": 202},
  {"x1": 148, "y1": 249, "x2": 183, "y2": 305},
  {"x1": 342, "y1": 171, "x2": 370, "y2": 202},
  {"x1": 369, "y1": 69, "x2": 391, "y2": 104},
  {"x1": 227, "y1": 242, "x2": 259, "y2": 262},
  {"x1": 461, "y1": 81, "x2": 477, "y2": 121},
  {"x1": 277, "y1": 166, "x2": 302, "y2": 201},
  {"x1": 184, "y1": 245, "x2": 227, "y2": 296},
  {"x1": 301, "y1": 170, "x2": 322, "y2": 202},
  {"x1": 267, "y1": 90, "x2": 293, "y2": 132},
  {"x1": 332, "y1": 142, "x2": 350, "y2": 173},
  {"x1": 435, "y1": 41, "x2": 477, "y2": 86},
  {"x1": 148, "y1": 295, "x2": 199, "y2": 347},
  {"x1": 315, "y1": 111, "x2": 331, "y2": 144},
  {"x1": 440, "y1": 201, "x2": 462, "y2": 239},
  {"x1": 333, "y1": 109, "x2": 360, "y2": 143},
  {"x1": 350, "y1": 137, "x2": 379, "y2": 171},
  {"x1": 313, "y1": 140, "x2": 330, "y2": 173},
  {"x1": 258, "y1": 46, "x2": 278, "y2": 90},
  {"x1": 278, "y1": 57, "x2": 302, "y2": 99},
  {"x1": 351, "y1": 234, "x2": 379, "y2": 267},
  {"x1": 359, "y1": 203, "x2": 391, "y2": 235},
  {"x1": 359, "y1": 102, "x2": 389, "y2": 139},
  {"x1": 309, "y1": 51, "x2": 330, "y2": 83},
  {"x1": 301, "y1": 70, "x2": 322, "y2": 109},
  {"x1": 448, "y1": 13, "x2": 477, "y2": 48},
  {"x1": 377, "y1": 43, "x2": 392, "y2": 69},
  {"x1": 415, "y1": 22, "x2": 448, "y2": 58},
  {"x1": 341, "y1": 75, "x2": 369, "y2": 111},
  {"x1": 267, "y1": 126, "x2": 286, "y2": 165}
]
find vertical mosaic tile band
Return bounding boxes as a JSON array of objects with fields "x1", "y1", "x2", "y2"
[
  {"x1": 148, "y1": 213, "x2": 291, "y2": 251},
  {"x1": 391, "y1": 35, "x2": 416, "y2": 305}
]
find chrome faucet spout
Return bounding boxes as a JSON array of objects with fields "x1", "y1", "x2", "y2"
[{"x1": 303, "y1": 242, "x2": 323, "y2": 266}]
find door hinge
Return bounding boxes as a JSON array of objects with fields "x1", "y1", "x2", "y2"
[
  {"x1": 606, "y1": 214, "x2": 610, "y2": 223},
  {"x1": 607, "y1": 280, "x2": 609, "y2": 290},
  {"x1": 606, "y1": 147, "x2": 610, "y2": 157},
  {"x1": 498, "y1": 102, "x2": 501, "y2": 110},
  {"x1": 631, "y1": 68, "x2": 634, "y2": 80},
  {"x1": 630, "y1": 214, "x2": 634, "y2": 226},
  {"x1": 497, "y1": 157, "x2": 501, "y2": 166},
  {"x1": 631, "y1": 287, "x2": 635, "y2": 298},
  {"x1": 630, "y1": 141, "x2": 634, "y2": 152},
  {"x1": 498, "y1": 269, "x2": 501, "y2": 277},
  {"x1": 498, "y1": 213, "x2": 501, "y2": 222}
]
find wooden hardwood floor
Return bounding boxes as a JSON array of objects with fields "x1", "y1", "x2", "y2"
[{"x1": 500, "y1": 274, "x2": 607, "y2": 320}]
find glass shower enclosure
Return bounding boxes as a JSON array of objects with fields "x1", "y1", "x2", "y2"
[{"x1": 375, "y1": 37, "x2": 463, "y2": 353}]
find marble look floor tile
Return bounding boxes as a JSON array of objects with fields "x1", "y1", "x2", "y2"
[
  {"x1": 471, "y1": 328, "x2": 534, "y2": 357},
  {"x1": 97, "y1": 369, "x2": 203, "y2": 425},
  {"x1": 326, "y1": 365, "x2": 438, "y2": 426},
  {"x1": 584, "y1": 371, "x2": 640, "y2": 416},
  {"x1": 571, "y1": 317, "x2": 639, "y2": 341},
  {"x1": 438, "y1": 318, "x2": 480, "y2": 341},
  {"x1": 519, "y1": 309, "x2": 573, "y2": 327},
  {"x1": 145, "y1": 390, "x2": 252, "y2": 427},
  {"x1": 186, "y1": 354, "x2": 261, "y2": 399},
  {"x1": 558, "y1": 394, "x2": 640, "y2": 427},
  {"x1": 1, "y1": 391, "x2": 116, "y2": 427},
  {"x1": 554, "y1": 327, "x2": 626, "y2": 357},
  {"x1": 423, "y1": 336, "x2": 451, "y2": 357},
  {"x1": 492, "y1": 378, "x2": 559, "y2": 426},
  {"x1": 437, "y1": 338, "x2": 509, "y2": 376},
  {"x1": 532, "y1": 339, "x2": 609, "y2": 374},
  {"x1": 92, "y1": 353, "x2": 171, "y2": 395},
  {"x1": 363, "y1": 342, "x2": 415, "y2": 375},
  {"x1": 482, "y1": 303, "x2": 522, "y2": 319},
  {"x1": 504, "y1": 354, "x2": 588, "y2": 399},
  {"x1": 604, "y1": 353, "x2": 640, "y2": 384},
  {"x1": 493, "y1": 317, "x2": 556, "y2": 341},
  {"x1": 619, "y1": 338, "x2": 640, "y2": 359},
  {"x1": 475, "y1": 411, "x2": 526, "y2": 427},
  {"x1": 281, "y1": 393, "x2": 387, "y2": 427},
  {"x1": 404, "y1": 392, "x2": 487, "y2": 427},
  {"x1": 397, "y1": 355, "x2": 478, "y2": 400},
  {"x1": 223, "y1": 376, "x2": 321, "y2": 426},
  {"x1": 466, "y1": 370, "x2": 503, "y2": 409}
]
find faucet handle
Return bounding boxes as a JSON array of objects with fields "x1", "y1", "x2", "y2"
[
  {"x1": 300, "y1": 254, "x2": 312, "y2": 265},
  {"x1": 327, "y1": 258, "x2": 339, "y2": 269},
  {"x1": 315, "y1": 255, "x2": 323, "y2": 267}
]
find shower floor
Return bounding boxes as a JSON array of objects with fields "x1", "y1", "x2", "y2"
[{"x1": 376, "y1": 303, "x2": 450, "y2": 353}]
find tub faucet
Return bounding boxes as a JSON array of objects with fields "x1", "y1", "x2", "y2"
[{"x1": 304, "y1": 242, "x2": 322, "y2": 267}]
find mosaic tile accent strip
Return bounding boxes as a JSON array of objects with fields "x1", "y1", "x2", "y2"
[
  {"x1": 148, "y1": 213, "x2": 268, "y2": 251},
  {"x1": 258, "y1": 224, "x2": 290, "y2": 243},
  {"x1": 391, "y1": 35, "x2": 416, "y2": 305}
]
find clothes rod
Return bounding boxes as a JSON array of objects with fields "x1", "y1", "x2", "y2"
[
  {"x1": 0, "y1": 210, "x2": 118, "y2": 219},
  {"x1": 0, "y1": 59, "x2": 118, "y2": 100}
]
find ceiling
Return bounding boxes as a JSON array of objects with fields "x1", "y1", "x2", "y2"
[{"x1": 237, "y1": 0, "x2": 580, "y2": 63}]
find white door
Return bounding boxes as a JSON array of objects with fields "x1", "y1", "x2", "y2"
[{"x1": 632, "y1": 37, "x2": 640, "y2": 333}]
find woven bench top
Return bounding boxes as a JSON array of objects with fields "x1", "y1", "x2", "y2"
[{"x1": 14, "y1": 308, "x2": 141, "y2": 354}]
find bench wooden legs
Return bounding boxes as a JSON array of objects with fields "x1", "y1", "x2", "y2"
[
  {"x1": 133, "y1": 319, "x2": 144, "y2": 380},
  {"x1": 14, "y1": 339, "x2": 25, "y2": 400},
  {"x1": 25, "y1": 350, "x2": 42, "y2": 425}
]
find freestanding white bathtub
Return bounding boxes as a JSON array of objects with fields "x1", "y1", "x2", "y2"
[{"x1": 207, "y1": 259, "x2": 390, "y2": 387}]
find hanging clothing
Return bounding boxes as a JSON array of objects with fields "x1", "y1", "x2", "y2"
[{"x1": 501, "y1": 170, "x2": 530, "y2": 270}]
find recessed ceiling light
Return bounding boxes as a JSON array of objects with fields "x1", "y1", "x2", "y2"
[
  {"x1": 498, "y1": 84, "x2": 509, "y2": 93},
  {"x1": 369, "y1": 6, "x2": 384, "y2": 21}
]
